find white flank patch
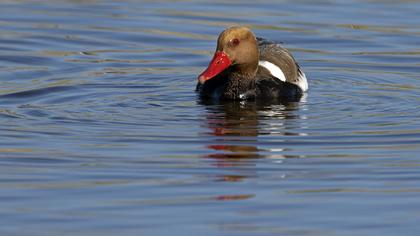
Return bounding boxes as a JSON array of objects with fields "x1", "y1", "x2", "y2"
[
  {"x1": 297, "y1": 71, "x2": 309, "y2": 92},
  {"x1": 258, "y1": 60, "x2": 286, "y2": 82}
]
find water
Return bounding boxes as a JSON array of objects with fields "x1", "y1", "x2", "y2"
[{"x1": 1, "y1": 0, "x2": 420, "y2": 235}]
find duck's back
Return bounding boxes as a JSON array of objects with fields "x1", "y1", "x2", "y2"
[{"x1": 256, "y1": 38, "x2": 308, "y2": 94}]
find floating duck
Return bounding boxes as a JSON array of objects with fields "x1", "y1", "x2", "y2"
[{"x1": 196, "y1": 26, "x2": 308, "y2": 101}]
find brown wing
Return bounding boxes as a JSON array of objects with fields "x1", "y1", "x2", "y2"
[{"x1": 257, "y1": 38, "x2": 300, "y2": 85}]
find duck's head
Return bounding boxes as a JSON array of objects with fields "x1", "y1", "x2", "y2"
[{"x1": 198, "y1": 26, "x2": 259, "y2": 84}]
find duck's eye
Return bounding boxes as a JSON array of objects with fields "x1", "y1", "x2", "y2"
[{"x1": 229, "y1": 38, "x2": 240, "y2": 47}]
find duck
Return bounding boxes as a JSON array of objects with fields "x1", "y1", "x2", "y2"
[{"x1": 196, "y1": 26, "x2": 308, "y2": 101}]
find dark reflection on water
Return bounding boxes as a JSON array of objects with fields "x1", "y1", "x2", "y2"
[
  {"x1": 200, "y1": 99, "x2": 306, "y2": 190},
  {"x1": 201, "y1": 99, "x2": 305, "y2": 160},
  {"x1": 1, "y1": 0, "x2": 420, "y2": 235}
]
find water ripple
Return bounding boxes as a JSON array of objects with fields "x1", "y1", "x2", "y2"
[{"x1": 1, "y1": 1, "x2": 420, "y2": 235}]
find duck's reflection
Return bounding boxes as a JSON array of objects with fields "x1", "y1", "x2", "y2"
[{"x1": 200, "y1": 97, "x2": 307, "y2": 165}]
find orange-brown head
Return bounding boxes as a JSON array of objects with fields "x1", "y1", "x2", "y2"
[{"x1": 198, "y1": 26, "x2": 259, "y2": 84}]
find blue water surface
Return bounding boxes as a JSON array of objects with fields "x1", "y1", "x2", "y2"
[{"x1": 1, "y1": 1, "x2": 420, "y2": 235}]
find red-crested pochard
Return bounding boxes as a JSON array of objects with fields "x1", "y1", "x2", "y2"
[{"x1": 196, "y1": 26, "x2": 308, "y2": 101}]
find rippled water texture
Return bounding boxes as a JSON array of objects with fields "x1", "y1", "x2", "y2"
[{"x1": 1, "y1": 1, "x2": 420, "y2": 235}]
